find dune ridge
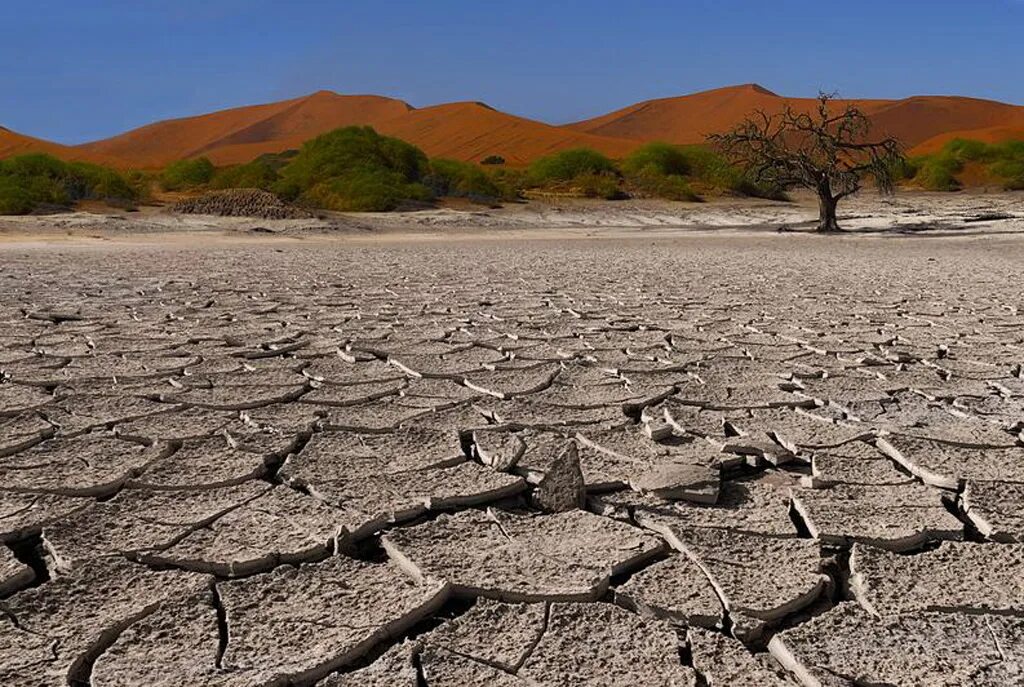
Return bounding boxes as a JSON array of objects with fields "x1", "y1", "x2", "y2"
[{"x1": 3, "y1": 84, "x2": 1024, "y2": 168}]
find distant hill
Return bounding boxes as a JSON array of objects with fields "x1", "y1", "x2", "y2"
[
  {"x1": 73, "y1": 91, "x2": 415, "y2": 168},
  {"x1": 566, "y1": 84, "x2": 1024, "y2": 154},
  {"x1": 3, "y1": 84, "x2": 1024, "y2": 169},
  {"x1": 373, "y1": 101, "x2": 636, "y2": 165},
  {"x1": 0, "y1": 126, "x2": 123, "y2": 166}
]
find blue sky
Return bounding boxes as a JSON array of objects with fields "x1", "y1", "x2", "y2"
[{"x1": 3, "y1": 0, "x2": 1022, "y2": 143}]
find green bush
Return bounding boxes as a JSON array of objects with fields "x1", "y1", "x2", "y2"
[
  {"x1": 576, "y1": 171, "x2": 624, "y2": 200},
  {"x1": 527, "y1": 148, "x2": 616, "y2": 185},
  {"x1": 944, "y1": 138, "x2": 990, "y2": 162},
  {"x1": 211, "y1": 160, "x2": 279, "y2": 190},
  {"x1": 621, "y1": 143, "x2": 700, "y2": 201},
  {"x1": 273, "y1": 126, "x2": 431, "y2": 211},
  {"x1": 912, "y1": 154, "x2": 964, "y2": 191},
  {"x1": 480, "y1": 155, "x2": 505, "y2": 165},
  {"x1": 486, "y1": 167, "x2": 526, "y2": 201},
  {"x1": 301, "y1": 171, "x2": 431, "y2": 212},
  {"x1": 425, "y1": 159, "x2": 504, "y2": 200},
  {"x1": 627, "y1": 168, "x2": 700, "y2": 201},
  {"x1": 65, "y1": 161, "x2": 137, "y2": 201},
  {"x1": 0, "y1": 176, "x2": 35, "y2": 214},
  {"x1": 622, "y1": 142, "x2": 692, "y2": 177},
  {"x1": 160, "y1": 157, "x2": 215, "y2": 191},
  {"x1": 0, "y1": 153, "x2": 139, "y2": 215},
  {"x1": 907, "y1": 139, "x2": 1024, "y2": 191}
]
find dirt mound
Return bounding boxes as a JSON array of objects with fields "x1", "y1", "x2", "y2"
[{"x1": 170, "y1": 189, "x2": 313, "y2": 219}]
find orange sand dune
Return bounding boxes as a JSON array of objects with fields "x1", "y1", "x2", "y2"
[
  {"x1": 566, "y1": 84, "x2": 1024, "y2": 154},
  {"x1": 375, "y1": 101, "x2": 637, "y2": 165},
  {"x1": 0, "y1": 126, "x2": 125, "y2": 166},
  {"x1": 5, "y1": 84, "x2": 1024, "y2": 170},
  {"x1": 74, "y1": 91, "x2": 413, "y2": 168},
  {"x1": 868, "y1": 97, "x2": 1024, "y2": 153},
  {"x1": 203, "y1": 100, "x2": 637, "y2": 166},
  {"x1": 68, "y1": 94, "x2": 638, "y2": 168},
  {"x1": 913, "y1": 123, "x2": 1024, "y2": 155}
]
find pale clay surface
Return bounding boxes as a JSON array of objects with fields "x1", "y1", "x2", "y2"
[{"x1": 2, "y1": 194, "x2": 1024, "y2": 685}]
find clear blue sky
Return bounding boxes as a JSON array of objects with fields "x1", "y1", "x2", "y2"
[{"x1": 3, "y1": 0, "x2": 1022, "y2": 144}]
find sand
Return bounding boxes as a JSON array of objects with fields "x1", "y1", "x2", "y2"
[
  {"x1": 1, "y1": 190, "x2": 1021, "y2": 245},
  {"x1": 7, "y1": 84, "x2": 1024, "y2": 168}
]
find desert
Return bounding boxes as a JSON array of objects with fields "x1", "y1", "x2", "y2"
[
  {"x1": 5, "y1": 2, "x2": 1024, "y2": 685},
  {"x1": 2, "y1": 194, "x2": 1024, "y2": 685}
]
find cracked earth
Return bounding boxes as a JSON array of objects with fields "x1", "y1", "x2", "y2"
[{"x1": 1, "y1": 233, "x2": 1023, "y2": 686}]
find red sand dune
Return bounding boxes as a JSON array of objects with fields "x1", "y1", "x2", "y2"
[
  {"x1": 73, "y1": 91, "x2": 414, "y2": 168},
  {"x1": 566, "y1": 84, "x2": 1024, "y2": 155},
  {"x1": 374, "y1": 101, "x2": 636, "y2": 165},
  {"x1": 0, "y1": 126, "x2": 124, "y2": 166},
  {"x1": 3, "y1": 85, "x2": 1024, "y2": 169},
  {"x1": 202, "y1": 99, "x2": 637, "y2": 167}
]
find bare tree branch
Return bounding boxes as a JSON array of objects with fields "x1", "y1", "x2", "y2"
[{"x1": 708, "y1": 92, "x2": 905, "y2": 232}]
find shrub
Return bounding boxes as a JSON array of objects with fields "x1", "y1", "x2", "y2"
[
  {"x1": 627, "y1": 168, "x2": 700, "y2": 201},
  {"x1": 0, "y1": 153, "x2": 139, "y2": 215},
  {"x1": 211, "y1": 160, "x2": 279, "y2": 190},
  {"x1": 274, "y1": 126, "x2": 431, "y2": 211},
  {"x1": 621, "y1": 142, "x2": 700, "y2": 201},
  {"x1": 527, "y1": 148, "x2": 616, "y2": 185},
  {"x1": 301, "y1": 171, "x2": 431, "y2": 212},
  {"x1": 907, "y1": 139, "x2": 1024, "y2": 191},
  {"x1": 622, "y1": 142, "x2": 692, "y2": 177},
  {"x1": 486, "y1": 167, "x2": 526, "y2": 201},
  {"x1": 480, "y1": 155, "x2": 505, "y2": 165},
  {"x1": 575, "y1": 171, "x2": 624, "y2": 199},
  {"x1": 65, "y1": 161, "x2": 137, "y2": 201},
  {"x1": 160, "y1": 157, "x2": 215, "y2": 191},
  {"x1": 912, "y1": 154, "x2": 963, "y2": 191},
  {"x1": 425, "y1": 158, "x2": 503, "y2": 200},
  {"x1": 0, "y1": 176, "x2": 35, "y2": 214},
  {"x1": 944, "y1": 138, "x2": 990, "y2": 162}
]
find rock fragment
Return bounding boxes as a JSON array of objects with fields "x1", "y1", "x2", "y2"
[
  {"x1": 616, "y1": 555, "x2": 724, "y2": 629},
  {"x1": 42, "y1": 482, "x2": 268, "y2": 570},
  {"x1": 963, "y1": 479, "x2": 1024, "y2": 541},
  {"x1": 688, "y1": 627, "x2": 798, "y2": 686},
  {"x1": 0, "y1": 559, "x2": 208, "y2": 686},
  {"x1": 218, "y1": 556, "x2": 449, "y2": 684},
  {"x1": 0, "y1": 433, "x2": 172, "y2": 497},
  {"x1": 790, "y1": 482, "x2": 963, "y2": 551},
  {"x1": 663, "y1": 527, "x2": 829, "y2": 640},
  {"x1": 532, "y1": 441, "x2": 586, "y2": 512},
  {"x1": 383, "y1": 508, "x2": 663, "y2": 602},
  {"x1": 877, "y1": 435, "x2": 1024, "y2": 489},
  {"x1": 0, "y1": 546, "x2": 34, "y2": 596},
  {"x1": 769, "y1": 602, "x2": 1024, "y2": 686},
  {"x1": 419, "y1": 598, "x2": 547, "y2": 672},
  {"x1": 518, "y1": 602, "x2": 697, "y2": 686},
  {"x1": 143, "y1": 486, "x2": 348, "y2": 576},
  {"x1": 850, "y1": 541, "x2": 1024, "y2": 616}
]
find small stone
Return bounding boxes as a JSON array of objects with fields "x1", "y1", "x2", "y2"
[{"x1": 532, "y1": 441, "x2": 586, "y2": 513}]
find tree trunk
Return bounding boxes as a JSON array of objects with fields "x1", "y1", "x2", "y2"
[{"x1": 816, "y1": 188, "x2": 841, "y2": 233}]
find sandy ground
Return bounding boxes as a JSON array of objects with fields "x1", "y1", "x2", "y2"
[
  {"x1": 1, "y1": 190, "x2": 1022, "y2": 247},
  {"x1": 2, "y1": 192, "x2": 1024, "y2": 685}
]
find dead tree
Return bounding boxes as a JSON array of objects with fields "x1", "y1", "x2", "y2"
[{"x1": 710, "y1": 92, "x2": 903, "y2": 232}]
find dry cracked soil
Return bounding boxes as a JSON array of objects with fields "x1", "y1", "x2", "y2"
[{"x1": 1, "y1": 229, "x2": 1024, "y2": 686}]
